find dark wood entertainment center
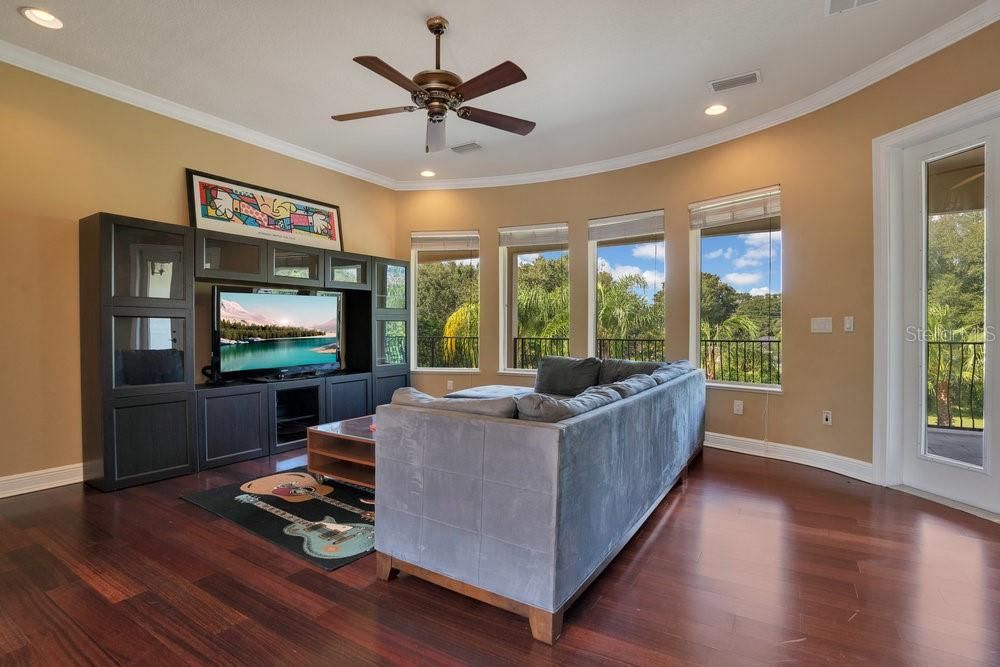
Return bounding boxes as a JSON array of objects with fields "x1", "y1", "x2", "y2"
[{"x1": 79, "y1": 212, "x2": 410, "y2": 491}]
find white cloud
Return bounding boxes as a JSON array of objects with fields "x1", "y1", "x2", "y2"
[
  {"x1": 705, "y1": 247, "x2": 734, "y2": 260},
  {"x1": 598, "y1": 258, "x2": 664, "y2": 290},
  {"x1": 723, "y1": 272, "x2": 762, "y2": 287},
  {"x1": 632, "y1": 241, "x2": 665, "y2": 259},
  {"x1": 749, "y1": 287, "x2": 771, "y2": 296},
  {"x1": 744, "y1": 231, "x2": 780, "y2": 247},
  {"x1": 517, "y1": 252, "x2": 540, "y2": 266}
]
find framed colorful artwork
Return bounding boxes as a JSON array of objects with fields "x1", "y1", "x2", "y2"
[{"x1": 186, "y1": 169, "x2": 343, "y2": 252}]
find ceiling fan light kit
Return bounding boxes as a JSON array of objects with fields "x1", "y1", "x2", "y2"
[{"x1": 332, "y1": 16, "x2": 536, "y2": 153}]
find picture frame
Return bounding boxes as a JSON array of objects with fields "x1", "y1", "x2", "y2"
[{"x1": 186, "y1": 169, "x2": 344, "y2": 252}]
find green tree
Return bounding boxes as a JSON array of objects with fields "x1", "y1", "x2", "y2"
[{"x1": 700, "y1": 272, "x2": 740, "y2": 328}]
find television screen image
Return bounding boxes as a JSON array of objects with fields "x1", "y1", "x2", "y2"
[{"x1": 217, "y1": 290, "x2": 343, "y2": 374}]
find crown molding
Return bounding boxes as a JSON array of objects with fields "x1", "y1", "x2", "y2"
[
  {"x1": 0, "y1": 40, "x2": 396, "y2": 189},
  {"x1": 395, "y1": 1, "x2": 1000, "y2": 190},
  {"x1": 1, "y1": 1, "x2": 997, "y2": 192}
]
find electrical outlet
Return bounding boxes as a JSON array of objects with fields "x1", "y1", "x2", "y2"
[
  {"x1": 733, "y1": 400, "x2": 744, "y2": 416},
  {"x1": 446, "y1": 380, "x2": 454, "y2": 391},
  {"x1": 822, "y1": 410, "x2": 833, "y2": 426},
  {"x1": 843, "y1": 315, "x2": 855, "y2": 333}
]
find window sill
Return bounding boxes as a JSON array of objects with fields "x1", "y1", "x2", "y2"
[
  {"x1": 498, "y1": 369, "x2": 537, "y2": 377},
  {"x1": 707, "y1": 381, "x2": 782, "y2": 395},
  {"x1": 411, "y1": 368, "x2": 481, "y2": 375}
]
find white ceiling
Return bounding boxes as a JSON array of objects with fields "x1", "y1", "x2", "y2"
[{"x1": 0, "y1": 0, "x2": 992, "y2": 188}]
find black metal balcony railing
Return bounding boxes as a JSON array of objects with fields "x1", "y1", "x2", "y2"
[
  {"x1": 511, "y1": 337, "x2": 570, "y2": 369},
  {"x1": 700, "y1": 339, "x2": 781, "y2": 386},
  {"x1": 416, "y1": 336, "x2": 480, "y2": 369},
  {"x1": 927, "y1": 341, "x2": 984, "y2": 431},
  {"x1": 596, "y1": 338, "x2": 666, "y2": 362}
]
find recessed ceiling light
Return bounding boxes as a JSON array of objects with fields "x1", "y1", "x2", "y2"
[
  {"x1": 420, "y1": 170, "x2": 436, "y2": 178},
  {"x1": 19, "y1": 6, "x2": 62, "y2": 29},
  {"x1": 704, "y1": 104, "x2": 727, "y2": 116}
]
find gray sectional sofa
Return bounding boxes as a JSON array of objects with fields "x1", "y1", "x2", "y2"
[{"x1": 373, "y1": 357, "x2": 705, "y2": 643}]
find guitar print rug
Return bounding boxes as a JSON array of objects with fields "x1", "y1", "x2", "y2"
[{"x1": 183, "y1": 468, "x2": 375, "y2": 571}]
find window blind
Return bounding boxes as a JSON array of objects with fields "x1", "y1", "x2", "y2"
[
  {"x1": 410, "y1": 231, "x2": 480, "y2": 251},
  {"x1": 588, "y1": 210, "x2": 664, "y2": 242},
  {"x1": 498, "y1": 222, "x2": 569, "y2": 248},
  {"x1": 689, "y1": 185, "x2": 781, "y2": 230}
]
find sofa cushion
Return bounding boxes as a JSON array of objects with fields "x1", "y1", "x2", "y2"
[
  {"x1": 598, "y1": 358, "x2": 670, "y2": 385},
  {"x1": 650, "y1": 361, "x2": 696, "y2": 385},
  {"x1": 445, "y1": 384, "x2": 535, "y2": 400},
  {"x1": 515, "y1": 385, "x2": 621, "y2": 422},
  {"x1": 605, "y1": 373, "x2": 658, "y2": 398},
  {"x1": 391, "y1": 387, "x2": 517, "y2": 418},
  {"x1": 534, "y1": 356, "x2": 602, "y2": 396}
]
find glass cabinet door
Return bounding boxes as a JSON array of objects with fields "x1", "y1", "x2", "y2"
[
  {"x1": 113, "y1": 225, "x2": 187, "y2": 303},
  {"x1": 197, "y1": 232, "x2": 266, "y2": 280},
  {"x1": 112, "y1": 314, "x2": 187, "y2": 389},
  {"x1": 376, "y1": 262, "x2": 407, "y2": 310},
  {"x1": 377, "y1": 320, "x2": 408, "y2": 366},
  {"x1": 327, "y1": 253, "x2": 369, "y2": 288},
  {"x1": 268, "y1": 244, "x2": 323, "y2": 286}
]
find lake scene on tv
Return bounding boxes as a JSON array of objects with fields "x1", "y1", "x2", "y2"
[{"x1": 218, "y1": 291, "x2": 341, "y2": 373}]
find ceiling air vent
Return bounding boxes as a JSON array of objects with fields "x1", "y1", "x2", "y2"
[
  {"x1": 710, "y1": 70, "x2": 760, "y2": 93},
  {"x1": 451, "y1": 142, "x2": 482, "y2": 154},
  {"x1": 825, "y1": 0, "x2": 879, "y2": 15}
]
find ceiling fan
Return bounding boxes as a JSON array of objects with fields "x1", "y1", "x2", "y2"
[{"x1": 332, "y1": 16, "x2": 535, "y2": 153}]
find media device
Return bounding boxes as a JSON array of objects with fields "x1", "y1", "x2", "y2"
[{"x1": 211, "y1": 286, "x2": 344, "y2": 380}]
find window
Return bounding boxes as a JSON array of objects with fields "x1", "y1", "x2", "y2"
[
  {"x1": 499, "y1": 223, "x2": 570, "y2": 370},
  {"x1": 690, "y1": 187, "x2": 782, "y2": 387},
  {"x1": 411, "y1": 232, "x2": 480, "y2": 370},
  {"x1": 588, "y1": 211, "x2": 666, "y2": 361}
]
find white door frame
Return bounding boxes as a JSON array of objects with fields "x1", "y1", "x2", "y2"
[{"x1": 873, "y1": 90, "x2": 1000, "y2": 486}]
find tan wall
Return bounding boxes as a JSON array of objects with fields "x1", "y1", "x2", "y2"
[
  {"x1": 397, "y1": 23, "x2": 1000, "y2": 463},
  {"x1": 0, "y1": 62, "x2": 398, "y2": 477}
]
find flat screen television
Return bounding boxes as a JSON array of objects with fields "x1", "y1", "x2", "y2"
[{"x1": 212, "y1": 287, "x2": 344, "y2": 379}]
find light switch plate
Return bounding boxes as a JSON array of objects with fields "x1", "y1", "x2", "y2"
[
  {"x1": 446, "y1": 380, "x2": 454, "y2": 391},
  {"x1": 811, "y1": 317, "x2": 833, "y2": 333},
  {"x1": 843, "y1": 316, "x2": 855, "y2": 333},
  {"x1": 733, "y1": 400, "x2": 744, "y2": 416}
]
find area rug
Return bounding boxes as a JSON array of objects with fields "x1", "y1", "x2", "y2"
[{"x1": 183, "y1": 468, "x2": 375, "y2": 571}]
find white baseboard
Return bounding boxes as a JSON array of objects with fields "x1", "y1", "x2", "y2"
[
  {"x1": 0, "y1": 463, "x2": 84, "y2": 499},
  {"x1": 705, "y1": 432, "x2": 874, "y2": 484}
]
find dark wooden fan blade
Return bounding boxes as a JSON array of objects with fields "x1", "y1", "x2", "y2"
[
  {"x1": 451, "y1": 61, "x2": 526, "y2": 102},
  {"x1": 353, "y1": 56, "x2": 426, "y2": 95},
  {"x1": 332, "y1": 106, "x2": 416, "y2": 121},
  {"x1": 457, "y1": 107, "x2": 535, "y2": 135}
]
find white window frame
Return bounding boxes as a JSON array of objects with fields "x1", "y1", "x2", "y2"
[
  {"x1": 586, "y1": 210, "x2": 666, "y2": 358},
  {"x1": 688, "y1": 187, "x2": 783, "y2": 393},
  {"x1": 409, "y1": 231, "x2": 481, "y2": 373},
  {"x1": 498, "y1": 223, "x2": 570, "y2": 375}
]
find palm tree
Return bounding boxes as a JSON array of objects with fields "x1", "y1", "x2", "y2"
[
  {"x1": 442, "y1": 303, "x2": 479, "y2": 367},
  {"x1": 925, "y1": 302, "x2": 977, "y2": 428},
  {"x1": 700, "y1": 316, "x2": 761, "y2": 382}
]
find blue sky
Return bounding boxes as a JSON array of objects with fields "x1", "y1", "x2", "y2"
[
  {"x1": 222, "y1": 291, "x2": 340, "y2": 327},
  {"x1": 700, "y1": 231, "x2": 782, "y2": 295}
]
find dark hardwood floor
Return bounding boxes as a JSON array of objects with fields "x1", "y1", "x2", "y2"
[{"x1": 1, "y1": 448, "x2": 999, "y2": 665}]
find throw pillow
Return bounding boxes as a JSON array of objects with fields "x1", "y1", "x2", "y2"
[
  {"x1": 534, "y1": 356, "x2": 602, "y2": 396},
  {"x1": 650, "y1": 361, "x2": 697, "y2": 385}
]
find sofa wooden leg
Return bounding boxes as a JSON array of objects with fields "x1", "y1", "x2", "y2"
[
  {"x1": 528, "y1": 608, "x2": 564, "y2": 644},
  {"x1": 681, "y1": 464, "x2": 689, "y2": 489},
  {"x1": 376, "y1": 552, "x2": 399, "y2": 582}
]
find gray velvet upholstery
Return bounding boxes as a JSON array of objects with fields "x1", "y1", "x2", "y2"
[
  {"x1": 514, "y1": 385, "x2": 622, "y2": 423},
  {"x1": 444, "y1": 384, "x2": 535, "y2": 400},
  {"x1": 605, "y1": 373, "x2": 658, "y2": 398},
  {"x1": 597, "y1": 358, "x2": 670, "y2": 385},
  {"x1": 375, "y1": 365, "x2": 706, "y2": 613},
  {"x1": 650, "y1": 361, "x2": 696, "y2": 384},
  {"x1": 391, "y1": 387, "x2": 517, "y2": 418},
  {"x1": 534, "y1": 356, "x2": 602, "y2": 396}
]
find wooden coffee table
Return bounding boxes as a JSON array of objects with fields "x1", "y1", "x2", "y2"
[{"x1": 306, "y1": 415, "x2": 376, "y2": 489}]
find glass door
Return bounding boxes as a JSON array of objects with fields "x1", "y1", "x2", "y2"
[{"x1": 901, "y1": 118, "x2": 1000, "y2": 513}]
